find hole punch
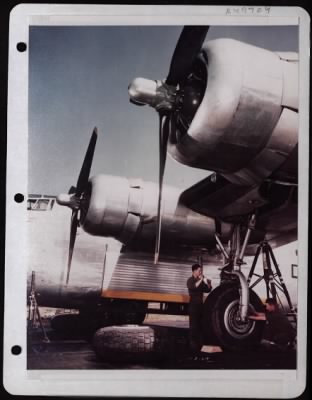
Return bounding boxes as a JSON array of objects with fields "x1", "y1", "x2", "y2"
[
  {"x1": 14, "y1": 193, "x2": 24, "y2": 203},
  {"x1": 11, "y1": 345, "x2": 22, "y2": 355},
  {"x1": 16, "y1": 42, "x2": 27, "y2": 52}
]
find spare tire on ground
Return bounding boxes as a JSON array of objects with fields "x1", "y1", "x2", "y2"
[{"x1": 93, "y1": 325, "x2": 170, "y2": 362}]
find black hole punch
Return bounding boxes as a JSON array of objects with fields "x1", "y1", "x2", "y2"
[
  {"x1": 11, "y1": 345, "x2": 22, "y2": 355},
  {"x1": 14, "y1": 193, "x2": 24, "y2": 203},
  {"x1": 16, "y1": 42, "x2": 27, "y2": 52}
]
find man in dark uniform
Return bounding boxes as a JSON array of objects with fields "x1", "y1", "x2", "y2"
[
  {"x1": 186, "y1": 263, "x2": 212, "y2": 357},
  {"x1": 249, "y1": 298, "x2": 296, "y2": 351}
]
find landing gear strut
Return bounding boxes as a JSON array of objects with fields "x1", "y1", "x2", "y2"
[
  {"x1": 216, "y1": 214, "x2": 257, "y2": 322},
  {"x1": 247, "y1": 241, "x2": 297, "y2": 322},
  {"x1": 204, "y1": 215, "x2": 265, "y2": 351}
]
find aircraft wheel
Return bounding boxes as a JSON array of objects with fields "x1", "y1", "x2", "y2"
[
  {"x1": 93, "y1": 325, "x2": 169, "y2": 361},
  {"x1": 209, "y1": 285, "x2": 265, "y2": 352}
]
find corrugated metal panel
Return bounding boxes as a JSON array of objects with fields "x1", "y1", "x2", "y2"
[{"x1": 108, "y1": 254, "x2": 198, "y2": 295}]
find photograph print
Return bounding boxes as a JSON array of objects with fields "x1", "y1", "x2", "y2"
[{"x1": 26, "y1": 23, "x2": 301, "y2": 372}]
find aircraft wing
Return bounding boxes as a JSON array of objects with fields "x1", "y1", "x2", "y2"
[
  {"x1": 179, "y1": 174, "x2": 269, "y2": 219},
  {"x1": 179, "y1": 173, "x2": 297, "y2": 247}
]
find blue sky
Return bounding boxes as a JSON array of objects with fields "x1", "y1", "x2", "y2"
[{"x1": 29, "y1": 25, "x2": 298, "y2": 195}]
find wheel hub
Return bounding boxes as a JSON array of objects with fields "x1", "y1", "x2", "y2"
[{"x1": 224, "y1": 300, "x2": 256, "y2": 339}]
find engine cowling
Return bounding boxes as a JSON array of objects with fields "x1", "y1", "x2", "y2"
[
  {"x1": 168, "y1": 38, "x2": 298, "y2": 186},
  {"x1": 80, "y1": 174, "x2": 233, "y2": 249}
]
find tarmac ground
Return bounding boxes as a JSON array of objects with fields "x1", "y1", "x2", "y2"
[{"x1": 27, "y1": 315, "x2": 297, "y2": 370}]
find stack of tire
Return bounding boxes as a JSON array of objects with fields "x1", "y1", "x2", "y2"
[{"x1": 93, "y1": 325, "x2": 172, "y2": 362}]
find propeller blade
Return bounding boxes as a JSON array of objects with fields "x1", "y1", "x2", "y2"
[
  {"x1": 76, "y1": 127, "x2": 98, "y2": 196},
  {"x1": 166, "y1": 26, "x2": 209, "y2": 86},
  {"x1": 68, "y1": 185, "x2": 76, "y2": 195},
  {"x1": 66, "y1": 210, "x2": 79, "y2": 284},
  {"x1": 154, "y1": 114, "x2": 171, "y2": 264}
]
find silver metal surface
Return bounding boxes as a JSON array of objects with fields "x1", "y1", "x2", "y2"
[
  {"x1": 238, "y1": 214, "x2": 256, "y2": 262},
  {"x1": 26, "y1": 194, "x2": 298, "y2": 311},
  {"x1": 224, "y1": 108, "x2": 298, "y2": 185},
  {"x1": 232, "y1": 270, "x2": 249, "y2": 322},
  {"x1": 82, "y1": 174, "x2": 233, "y2": 248},
  {"x1": 224, "y1": 300, "x2": 255, "y2": 339},
  {"x1": 167, "y1": 38, "x2": 298, "y2": 185},
  {"x1": 215, "y1": 234, "x2": 229, "y2": 260},
  {"x1": 128, "y1": 78, "x2": 176, "y2": 111},
  {"x1": 128, "y1": 77, "x2": 158, "y2": 105},
  {"x1": 106, "y1": 251, "x2": 223, "y2": 296}
]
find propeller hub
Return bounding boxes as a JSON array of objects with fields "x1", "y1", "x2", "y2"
[
  {"x1": 128, "y1": 78, "x2": 176, "y2": 112},
  {"x1": 56, "y1": 193, "x2": 80, "y2": 210},
  {"x1": 177, "y1": 79, "x2": 205, "y2": 122},
  {"x1": 128, "y1": 77, "x2": 157, "y2": 105}
]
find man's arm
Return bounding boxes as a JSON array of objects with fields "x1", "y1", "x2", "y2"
[
  {"x1": 248, "y1": 311, "x2": 266, "y2": 321},
  {"x1": 195, "y1": 277, "x2": 204, "y2": 288},
  {"x1": 187, "y1": 277, "x2": 203, "y2": 290},
  {"x1": 202, "y1": 276, "x2": 212, "y2": 292}
]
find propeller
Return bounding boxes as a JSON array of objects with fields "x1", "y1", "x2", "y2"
[
  {"x1": 156, "y1": 27, "x2": 209, "y2": 263},
  {"x1": 154, "y1": 114, "x2": 171, "y2": 263},
  {"x1": 76, "y1": 128, "x2": 98, "y2": 197},
  {"x1": 166, "y1": 26, "x2": 209, "y2": 86},
  {"x1": 67, "y1": 208, "x2": 79, "y2": 284},
  {"x1": 128, "y1": 26, "x2": 209, "y2": 263},
  {"x1": 57, "y1": 127, "x2": 98, "y2": 284}
]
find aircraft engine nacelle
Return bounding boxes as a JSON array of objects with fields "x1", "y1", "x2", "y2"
[
  {"x1": 80, "y1": 174, "x2": 232, "y2": 248},
  {"x1": 168, "y1": 38, "x2": 298, "y2": 185}
]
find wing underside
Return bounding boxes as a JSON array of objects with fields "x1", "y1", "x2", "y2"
[{"x1": 179, "y1": 173, "x2": 297, "y2": 248}]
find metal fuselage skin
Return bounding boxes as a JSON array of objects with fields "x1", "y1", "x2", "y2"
[
  {"x1": 27, "y1": 185, "x2": 230, "y2": 309},
  {"x1": 27, "y1": 193, "x2": 298, "y2": 310}
]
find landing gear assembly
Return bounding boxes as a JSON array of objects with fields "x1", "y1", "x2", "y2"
[
  {"x1": 205, "y1": 214, "x2": 296, "y2": 351},
  {"x1": 204, "y1": 284, "x2": 264, "y2": 352},
  {"x1": 247, "y1": 241, "x2": 296, "y2": 320}
]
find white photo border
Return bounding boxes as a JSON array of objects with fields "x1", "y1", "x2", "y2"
[{"x1": 4, "y1": 4, "x2": 310, "y2": 398}]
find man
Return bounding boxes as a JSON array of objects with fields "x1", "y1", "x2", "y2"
[
  {"x1": 186, "y1": 264, "x2": 212, "y2": 357},
  {"x1": 249, "y1": 298, "x2": 296, "y2": 351}
]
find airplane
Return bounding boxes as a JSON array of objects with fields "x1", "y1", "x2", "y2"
[{"x1": 29, "y1": 26, "x2": 299, "y2": 353}]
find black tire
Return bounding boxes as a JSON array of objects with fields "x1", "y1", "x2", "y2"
[
  {"x1": 93, "y1": 325, "x2": 170, "y2": 361},
  {"x1": 207, "y1": 285, "x2": 265, "y2": 352},
  {"x1": 203, "y1": 285, "x2": 229, "y2": 344}
]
